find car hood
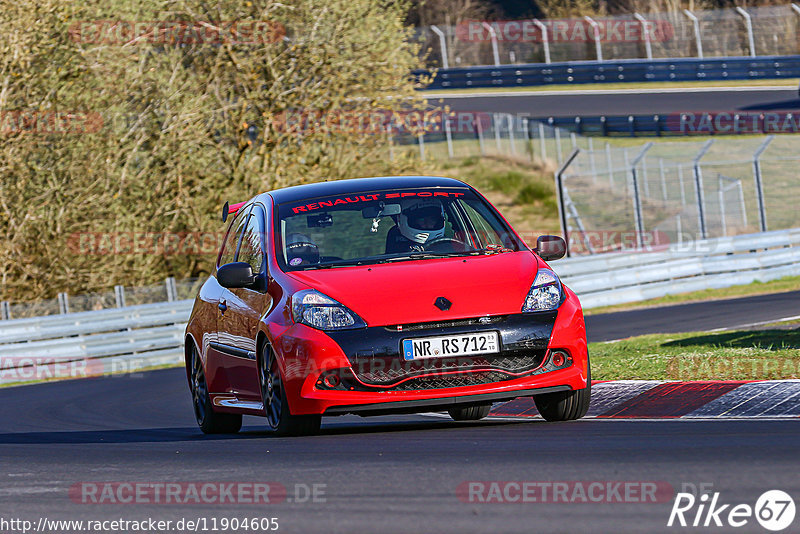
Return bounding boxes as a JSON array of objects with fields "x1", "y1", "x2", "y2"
[{"x1": 286, "y1": 252, "x2": 542, "y2": 326}]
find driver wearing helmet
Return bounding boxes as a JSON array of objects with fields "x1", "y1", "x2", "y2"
[
  {"x1": 385, "y1": 198, "x2": 446, "y2": 254},
  {"x1": 285, "y1": 232, "x2": 320, "y2": 266}
]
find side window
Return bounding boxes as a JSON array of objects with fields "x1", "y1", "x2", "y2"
[
  {"x1": 238, "y1": 205, "x2": 265, "y2": 273},
  {"x1": 218, "y1": 206, "x2": 251, "y2": 267},
  {"x1": 460, "y1": 201, "x2": 508, "y2": 248}
]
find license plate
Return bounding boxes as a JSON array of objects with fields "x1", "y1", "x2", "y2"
[{"x1": 402, "y1": 332, "x2": 499, "y2": 361}]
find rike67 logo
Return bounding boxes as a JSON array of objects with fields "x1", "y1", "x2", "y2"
[{"x1": 668, "y1": 490, "x2": 795, "y2": 531}]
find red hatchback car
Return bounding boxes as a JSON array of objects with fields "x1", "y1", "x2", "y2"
[{"x1": 185, "y1": 176, "x2": 590, "y2": 435}]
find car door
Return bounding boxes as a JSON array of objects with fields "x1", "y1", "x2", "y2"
[
  {"x1": 205, "y1": 204, "x2": 252, "y2": 396},
  {"x1": 217, "y1": 203, "x2": 272, "y2": 401}
]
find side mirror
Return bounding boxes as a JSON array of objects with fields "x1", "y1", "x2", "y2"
[
  {"x1": 217, "y1": 262, "x2": 257, "y2": 289},
  {"x1": 535, "y1": 235, "x2": 566, "y2": 261}
]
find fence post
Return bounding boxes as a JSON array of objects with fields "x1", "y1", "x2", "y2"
[
  {"x1": 523, "y1": 118, "x2": 535, "y2": 163},
  {"x1": 417, "y1": 130, "x2": 425, "y2": 160},
  {"x1": 481, "y1": 22, "x2": 501, "y2": 66},
  {"x1": 633, "y1": 13, "x2": 653, "y2": 60},
  {"x1": 554, "y1": 149, "x2": 581, "y2": 257},
  {"x1": 683, "y1": 10, "x2": 704, "y2": 58},
  {"x1": 678, "y1": 164, "x2": 686, "y2": 205},
  {"x1": 629, "y1": 143, "x2": 654, "y2": 249},
  {"x1": 430, "y1": 25, "x2": 449, "y2": 69},
  {"x1": 58, "y1": 292, "x2": 69, "y2": 314},
  {"x1": 115, "y1": 285, "x2": 127, "y2": 308},
  {"x1": 553, "y1": 123, "x2": 563, "y2": 164},
  {"x1": 493, "y1": 113, "x2": 502, "y2": 153},
  {"x1": 533, "y1": 19, "x2": 551, "y2": 63},
  {"x1": 718, "y1": 174, "x2": 728, "y2": 237},
  {"x1": 444, "y1": 112, "x2": 454, "y2": 158},
  {"x1": 584, "y1": 16, "x2": 603, "y2": 61},
  {"x1": 588, "y1": 137, "x2": 597, "y2": 184},
  {"x1": 165, "y1": 277, "x2": 177, "y2": 302},
  {"x1": 538, "y1": 122, "x2": 547, "y2": 162},
  {"x1": 605, "y1": 142, "x2": 614, "y2": 187},
  {"x1": 1, "y1": 301, "x2": 10, "y2": 320},
  {"x1": 476, "y1": 116, "x2": 486, "y2": 155},
  {"x1": 692, "y1": 140, "x2": 714, "y2": 239},
  {"x1": 507, "y1": 114, "x2": 516, "y2": 156},
  {"x1": 735, "y1": 7, "x2": 756, "y2": 57},
  {"x1": 659, "y1": 158, "x2": 668, "y2": 200},
  {"x1": 752, "y1": 135, "x2": 774, "y2": 232}
]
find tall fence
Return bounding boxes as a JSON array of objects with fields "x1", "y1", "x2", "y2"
[
  {"x1": 556, "y1": 135, "x2": 800, "y2": 255},
  {"x1": 393, "y1": 111, "x2": 590, "y2": 166},
  {"x1": 418, "y1": 4, "x2": 800, "y2": 68}
]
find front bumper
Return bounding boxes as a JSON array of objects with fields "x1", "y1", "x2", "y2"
[{"x1": 275, "y1": 290, "x2": 588, "y2": 415}]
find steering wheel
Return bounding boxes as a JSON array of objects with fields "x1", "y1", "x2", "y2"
[{"x1": 425, "y1": 237, "x2": 468, "y2": 252}]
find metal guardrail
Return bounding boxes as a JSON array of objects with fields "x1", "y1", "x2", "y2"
[
  {"x1": 417, "y1": 55, "x2": 800, "y2": 89},
  {"x1": 0, "y1": 300, "x2": 193, "y2": 385},
  {"x1": 537, "y1": 113, "x2": 800, "y2": 137},
  {"x1": 558, "y1": 228, "x2": 800, "y2": 308}
]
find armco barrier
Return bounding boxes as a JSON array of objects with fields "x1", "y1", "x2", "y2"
[
  {"x1": 558, "y1": 228, "x2": 800, "y2": 309},
  {"x1": 0, "y1": 300, "x2": 193, "y2": 385},
  {"x1": 538, "y1": 113, "x2": 800, "y2": 137},
  {"x1": 417, "y1": 55, "x2": 800, "y2": 90}
]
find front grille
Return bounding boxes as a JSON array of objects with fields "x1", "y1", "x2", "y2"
[
  {"x1": 390, "y1": 371, "x2": 512, "y2": 391},
  {"x1": 351, "y1": 350, "x2": 545, "y2": 386}
]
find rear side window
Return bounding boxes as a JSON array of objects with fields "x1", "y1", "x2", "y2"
[{"x1": 218, "y1": 206, "x2": 251, "y2": 267}]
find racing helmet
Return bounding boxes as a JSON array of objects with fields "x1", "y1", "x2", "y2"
[
  {"x1": 285, "y1": 232, "x2": 320, "y2": 266},
  {"x1": 397, "y1": 199, "x2": 446, "y2": 244}
]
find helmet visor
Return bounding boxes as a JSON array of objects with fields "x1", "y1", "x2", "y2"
[{"x1": 404, "y1": 205, "x2": 444, "y2": 230}]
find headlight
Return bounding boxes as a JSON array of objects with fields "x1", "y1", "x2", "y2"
[
  {"x1": 522, "y1": 268, "x2": 563, "y2": 312},
  {"x1": 291, "y1": 289, "x2": 367, "y2": 330}
]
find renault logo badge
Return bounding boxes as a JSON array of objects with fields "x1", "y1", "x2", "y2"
[{"x1": 434, "y1": 297, "x2": 452, "y2": 311}]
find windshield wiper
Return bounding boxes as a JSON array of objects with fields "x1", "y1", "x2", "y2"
[
  {"x1": 299, "y1": 259, "x2": 369, "y2": 270},
  {"x1": 378, "y1": 250, "x2": 484, "y2": 263}
]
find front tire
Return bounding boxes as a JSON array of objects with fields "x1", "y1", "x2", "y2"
[
  {"x1": 534, "y1": 361, "x2": 591, "y2": 422},
  {"x1": 448, "y1": 403, "x2": 492, "y2": 421},
  {"x1": 188, "y1": 342, "x2": 242, "y2": 434},
  {"x1": 259, "y1": 341, "x2": 321, "y2": 436}
]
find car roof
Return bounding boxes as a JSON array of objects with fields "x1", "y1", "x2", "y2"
[{"x1": 261, "y1": 176, "x2": 471, "y2": 205}]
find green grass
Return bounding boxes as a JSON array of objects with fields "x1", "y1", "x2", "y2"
[
  {"x1": 584, "y1": 275, "x2": 800, "y2": 315},
  {"x1": 590, "y1": 329, "x2": 800, "y2": 381},
  {"x1": 424, "y1": 78, "x2": 799, "y2": 95}
]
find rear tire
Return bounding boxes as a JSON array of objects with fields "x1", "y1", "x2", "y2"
[
  {"x1": 534, "y1": 360, "x2": 591, "y2": 422},
  {"x1": 448, "y1": 403, "x2": 491, "y2": 421},
  {"x1": 259, "y1": 341, "x2": 321, "y2": 436},
  {"x1": 188, "y1": 342, "x2": 242, "y2": 434}
]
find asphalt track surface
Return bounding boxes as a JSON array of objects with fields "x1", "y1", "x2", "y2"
[
  {"x1": 2, "y1": 291, "x2": 799, "y2": 533},
  {"x1": 432, "y1": 86, "x2": 800, "y2": 117}
]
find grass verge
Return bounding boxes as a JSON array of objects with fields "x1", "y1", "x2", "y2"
[
  {"x1": 583, "y1": 275, "x2": 800, "y2": 315},
  {"x1": 590, "y1": 327, "x2": 800, "y2": 381}
]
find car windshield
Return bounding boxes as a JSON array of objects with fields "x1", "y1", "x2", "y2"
[{"x1": 275, "y1": 187, "x2": 526, "y2": 271}]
